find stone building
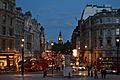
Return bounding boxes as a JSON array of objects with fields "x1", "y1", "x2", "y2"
[
  {"x1": 15, "y1": 7, "x2": 24, "y2": 54},
  {"x1": 81, "y1": 9, "x2": 120, "y2": 67},
  {"x1": 24, "y1": 11, "x2": 34, "y2": 58},
  {"x1": 72, "y1": 4, "x2": 120, "y2": 67},
  {"x1": 32, "y1": 19, "x2": 41, "y2": 59},
  {"x1": 39, "y1": 26, "x2": 45, "y2": 58},
  {"x1": 0, "y1": 0, "x2": 46, "y2": 70},
  {"x1": 0, "y1": 0, "x2": 16, "y2": 69}
]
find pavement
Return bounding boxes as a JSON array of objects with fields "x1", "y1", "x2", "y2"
[{"x1": 0, "y1": 71, "x2": 120, "y2": 80}]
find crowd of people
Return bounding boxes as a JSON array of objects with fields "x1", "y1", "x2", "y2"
[{"x1": 88, "y1": 66, "x2": 107, "y2": 79}]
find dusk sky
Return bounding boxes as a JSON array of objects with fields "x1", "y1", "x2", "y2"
[{"x1": 16, "y1": 0, "x2": 120, "y2": 43}]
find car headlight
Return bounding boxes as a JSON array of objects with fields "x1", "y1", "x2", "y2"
[
  {"x1": 112, "y1": 70, "x2": 117, "y2": 73},
  {"x1": 83, "y1": 67, "x2": 85, "y2": 69},
  {"x1": 79, "y1": 67, "x2": 82, "y2": 69}
]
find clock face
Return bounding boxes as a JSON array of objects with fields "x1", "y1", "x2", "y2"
[{"x1": 58, "y1": 37, "x2": 62, "y2": 41}]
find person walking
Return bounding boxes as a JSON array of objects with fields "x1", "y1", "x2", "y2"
[
  {"x1": 103, "y1": 68, "x2": 106, "y2": 78},
  {"x1": 43, "y1": 68, "x2": 47, "y2": 78},
  {"x1": 91, "y1": 69, "x2": 93, "y2": 77},
  {"x1": 101, "y1": 68, "x2": 104, "y2": 78},
  {"x1": 94, "y1": 68, "x2": 98, "y2": 79},
  {"x1": 88, "y1": 66, "x2": 90, "y2": 76}
]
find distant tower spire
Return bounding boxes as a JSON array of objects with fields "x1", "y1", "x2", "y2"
[{"x1": 58, "y1": 32, "x2": 63, "y2": 44}]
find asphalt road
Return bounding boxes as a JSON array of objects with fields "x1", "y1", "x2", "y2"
[{"x1": 0, "y1": 70, "x2": 120, "y2": 80}]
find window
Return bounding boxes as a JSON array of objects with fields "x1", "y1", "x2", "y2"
[
  {"x1": 0, "y1": 1, "x2": 2, "y2": 8},
  {"x1": 107, "y1": 39, "x2": 111, "y2": 47},
  {"x1": 116, "y1": 28, "x2": 120, "y2": 35},
  {"x1": 8, "y1": 4, "x2": 13, "y2": 11},
  {"x1": 9, "y1": 39, "x2": 13, "y2": 49},
  {"x1": 2, "y1": 15, "x2": 6, "y2": 23},
  {"x1": 107, "y1": 29, "x2": 111, "y2": 36},
  {"x1": 2, "y1": 26, "x2": 6, "y2": 35},
  {"x1": 100, "y1": 29, "x2": 103, "y2": 36},
  {"x1": 2, "y1": 39, "x2": 6, "y2": 50},
  {"x1": 94, "y1": 39, "x2": 97, "y2": 48},
  {"x1": 107, "y1": 18, "x2": 111, "y2": 23},
  {"x1": 10, "y1": 18, "x2": 12, "y2": 26},
  {"x1": 116, "y1": 18, "x2": 119, "y2": 23},
  {"x1": 3, "y1": 2, "x2": 7, "y2": 9},
  {"x1": 9, "y1": 28, "x2": 14, "y2": 36},
  {"x1": 100, "y1": 18, "x2": 102, "y2": 23},
  {"x1": 100, "y1": 40, "x2": 103, "y2": 47}
]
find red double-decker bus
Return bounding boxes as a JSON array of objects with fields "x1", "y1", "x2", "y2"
[
  {"x1": 18, "y1": 58, "x2": 48, "y2": 72},
  {"x1": 98, "y1": 57, "x2": 120, "y2": 73}
]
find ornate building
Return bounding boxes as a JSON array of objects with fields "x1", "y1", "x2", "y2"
[
  {"x1": 0, "y1": 0, "x2": 16, "y2": 69},
  {"x1": 72, "y1": 4, "x2": 120, "y2": 67},
  {"x1": 39, "y1": 26, "x2": 45, "y2": 58},
  {"x1": 15, "y1": 7, "x2": 24, "y2": 54},
  {"x1": 0, "y1": 1, "x2": 46, "y2": 70}
]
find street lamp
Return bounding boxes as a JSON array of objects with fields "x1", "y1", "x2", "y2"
[
  {"x1": 85, "y1": 45, "x2": 90, "y2": 76},
  {"x1": 51, "y1": 42, "x2": 54, "y2": 75},
  {"x1": 21, "y1": 38, "x2": 24, "y2": 76},
  {"x1": 84, "y1": 45, "x2": 88, "y2": 64},
  {"x1": 85, "y1": 45, "x2": 87, "y2": 49},
  {"x1": 116, "y1": 37, "x2": 119, "y2": 75}
]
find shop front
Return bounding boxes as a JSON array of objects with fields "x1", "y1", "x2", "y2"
[{"x1": 0, "y1": 52, "x2": 15, "y2": 71}]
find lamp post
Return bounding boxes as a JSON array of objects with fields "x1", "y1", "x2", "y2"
[
  {"x1": 116, "y1": 37, "x2": 119, "y2": 75},
  {"x1": 21, "y1": 39, "x2": 24, "y2": 76},
  {"x1": 73, "y1": 49, "x2": 77, "y2": 66},
  {"x1": 85, "y1": 45, "x2": 90, "y2": 76},
  {"x1": 51, "y1": 42, "x2": 54, "y2": 75}
]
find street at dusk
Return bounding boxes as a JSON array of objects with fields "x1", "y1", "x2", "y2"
[
  {"x1": 0, "y1": 0, "x2": 120, "y2": 80},
  {"x1": 0, "y1": 71, "x2": 120, "y2": 80}
]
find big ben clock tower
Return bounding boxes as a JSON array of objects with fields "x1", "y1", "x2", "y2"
[{"x1": 58, "y1": 32, "x2": 63, "y2": 44}]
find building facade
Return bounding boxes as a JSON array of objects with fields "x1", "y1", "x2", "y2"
[
  {"x1": 81, "y1": 8, "x2": 120, "y2": 66},
  {"x1": 72, "y1": 4, "x2": 120, "y2": 67},
  {"x1": 0, "y1": 1, "x2": 46, "y2": 70},
  {"x1": 39, "y1": 26, "x2": 45, "y2": 58},
  {"x1": 0, "y1": 0, "x2": 16, "y2": 70},
  {"x1": 24, "y1": 11, "x2": 34, "y2": 58}
]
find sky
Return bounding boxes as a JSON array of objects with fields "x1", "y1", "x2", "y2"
[{"x1": 16, "y1": 0, "x2": 120, "y2": 43}]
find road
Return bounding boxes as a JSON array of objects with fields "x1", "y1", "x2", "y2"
[{"x1": 0, "y1": 70, "x2": 120, "y2": 80}]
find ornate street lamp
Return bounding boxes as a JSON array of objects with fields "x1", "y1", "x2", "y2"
[
  {"x1": 116, "y1": 37, "x2": 119, "y2": 74},
  {"x1": 21, "y1": 38, "x2": 24, "y2": 76}
]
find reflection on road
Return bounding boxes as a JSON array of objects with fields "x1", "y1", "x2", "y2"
[{"x1": 73, "y1": 70, "x2": 88, "y2": 76}]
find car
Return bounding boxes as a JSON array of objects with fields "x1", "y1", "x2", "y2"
[
  {"x1": 106, "y1": 69, "x2": 117, "y2": 74},
  {"x1": 78, "y1": 66, "x2": 86, "y2": 71},
  {"x1": 72, "y1": 66, "x2": 78, "y2": 72}
]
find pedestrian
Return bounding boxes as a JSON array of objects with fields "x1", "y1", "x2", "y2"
[
  {"x1": 103, "y1": 68, "x2": 106, "y2": 78},
  {"x1": 62, "y1": 64, "x2": 64, "y2": 70},
  {"x1": 88, "y1": 66, "x2": 90, "y2": 76},
  {"x1": 91, "y1": 70, "x2": 93, "y2": 77},
  {"x1": 68, "y1": 72, "x2": 71, "y2": 78},
  {"x1": 94, "y1": 68, "x2": 98, "y2": 79},
  {"x1": 43, "y1": 69, "x2": 47, "y2": 78},
  {"x1": 101, "y1": 69, "x2": 104, "y2": 78}
]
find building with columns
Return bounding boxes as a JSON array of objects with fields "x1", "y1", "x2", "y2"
[
  {"x1": 72, "y1": 4, "x2": 120, "y2": 67},
  {"x1": 0, "y1": 0, "x2": 46, "y2": 70},
  {"x1": 0, "y1": 0, "x2": 16, "y2": 70}
]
